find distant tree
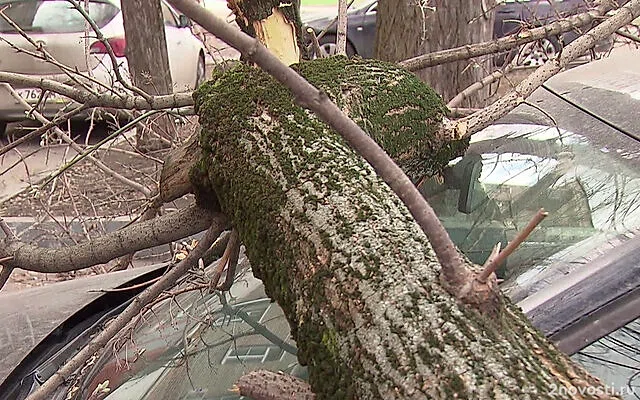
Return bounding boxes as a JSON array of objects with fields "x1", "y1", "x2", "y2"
[
  {"x1": 121, "y1": 0, "x2": 176, "y2": 150},
  {"x1": 375, "y1": 0, "x2": 496, "y2": 105}
]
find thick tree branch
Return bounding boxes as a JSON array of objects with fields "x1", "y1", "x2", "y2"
[
  {"x1": 169, "y1": 0, "x2": 468, "y2": 289},
  {"x1": 24, "y1": 221, "x2": 226, "y2": 400},
  {"x1": 398, "y1": 1, "x2": 614, "y2": 71},
  {"x1": 0, "y1": 204, "x2": 224, "y2": 274},
  {"x1": 455, "y1": 0, "x2": 640, "y2": 138}
]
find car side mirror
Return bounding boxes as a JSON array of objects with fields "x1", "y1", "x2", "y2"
[
  {"x1": 178, "y1": 14, "x2": 191, "y2": 28},
  {"x1": 443, "y1": 153, "x2": 485, "y2": 215}
]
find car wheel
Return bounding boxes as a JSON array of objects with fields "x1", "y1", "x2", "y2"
[
  {"x1": 516, "y1": 37, "x2": 560, "y2": 67},
  {"x1": 195, "y1": 53, "x2": 206, "y2": 88},
  {"x1": 315, "y1": 35, "x2": 357, "y2": 58}
]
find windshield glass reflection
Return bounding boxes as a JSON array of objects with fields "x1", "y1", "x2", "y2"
[{"x1": 420, "y1": 124, "x2": 640, "y2": 301}]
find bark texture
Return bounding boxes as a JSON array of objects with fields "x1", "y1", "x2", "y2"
[
  {"x1": 192, "y1": 58, "x2": 613, "y2": 399},
  {"x1": 121, "y1": 0, "x2": 175, "y2": 148},
  {"x1": 375, "y1": 0, "x2": 495, "y2": 106}
]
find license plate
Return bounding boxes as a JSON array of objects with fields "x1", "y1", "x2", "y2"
[{"x1": 16, "y1": 88, "x2": 66, "y2": 104}]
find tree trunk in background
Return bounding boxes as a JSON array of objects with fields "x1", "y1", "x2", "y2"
[
  {"x1": 121, "y1": 0, "x2": 175, "y2": 151},
  {"x1": 375, "y1": 0, "x2": 495, "y2": 106}
]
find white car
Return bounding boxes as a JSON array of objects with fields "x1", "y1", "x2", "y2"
[{"x1": 0, "y1": 0, "x2": 207, "y2": 135}]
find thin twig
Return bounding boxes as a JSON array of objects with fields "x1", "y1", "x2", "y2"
[
  {"x1": 6, "y1": 86, "x2": 153, "y2": 197},
  {"x1": 0, "y1": 217, "x2": 17, "y2": 240},
  {"x1": 447, "y1": 65, "x2": 513, "y2": 108},
  {"x1": 24, "y1": 220, "x2": 226, "y2": 400},
  {"x1": 478, "y1": 209, "x2": 548, "y2": 282}
]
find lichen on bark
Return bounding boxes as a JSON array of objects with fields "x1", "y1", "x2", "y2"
[{"x1": 192, "y1": 57, "x2": 614, "y2": 399}]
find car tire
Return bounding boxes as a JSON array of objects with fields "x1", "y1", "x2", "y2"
[
  {"x1": 315, "y1": 35, "x2": 357, "y2": 58},
  {"x1": 516, "y1": 36, "x2": 561, "y2": 67},
  {"x1": 195, "y1": 53, "x2": 206, "y2": 88}
]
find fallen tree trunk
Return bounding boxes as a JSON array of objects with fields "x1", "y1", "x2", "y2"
[{"x1": 193, "y1": 57, "x2": 613, "y2": 399}]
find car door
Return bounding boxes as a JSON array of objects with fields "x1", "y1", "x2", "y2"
[{"x1": 161, "y1": 2, "x2": 196, "y2": 92}]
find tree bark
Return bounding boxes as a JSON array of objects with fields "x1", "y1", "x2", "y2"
[
  {"x1": 121, "y1": 0, "x2": 176, "y2": 150},
  {"x1": 375, "y1": 0, "x2": 495, "y2": 106},
  {"x1": 192, "y1": 58, "x2": 615, "y2": 399}
]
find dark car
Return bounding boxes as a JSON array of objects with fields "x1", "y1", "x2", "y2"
[
  {"x1": 304, "y1": 0, "x2": 588, "y2": 66},
  {"x1": 2, "y1": 50, "x2": 640, "y2": 399}
]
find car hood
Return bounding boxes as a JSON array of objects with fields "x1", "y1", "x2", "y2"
[{"x1": 0, "y1": 264, "x2": 164, "y2": 385}]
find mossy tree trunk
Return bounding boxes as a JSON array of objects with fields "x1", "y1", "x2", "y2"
[
  {"x1": 375, "y1": 0, "x2": 496, "y2": 106},
  {"x1": 192, "y1": 57, "x2": 615, "y2": 399}
]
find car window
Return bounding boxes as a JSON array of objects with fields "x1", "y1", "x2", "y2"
[
  {"x1": 420, "y1": 124, "x2": 640, "y2": 293},
  {"x1": 572, "y1": 318, "x2": 640, "y2": 399},
  {"x1": 0, "y1": 0, "x2": 119, "y2": 33}
]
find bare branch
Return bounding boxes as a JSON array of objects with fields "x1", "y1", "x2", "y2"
[
  {"x1": 0, "y1": 72, "x2": 193, "y2": 109},
  {"x1": 478, "y1": 209, "x2": 548, "y2": 282},
  {"x1": 24, "y1": 220, "x2": 225, "y2": 400},
  {"x1": 0, "y1": 103, "x2": 89, "y2": 157},
  {"x1": 399, "y1": 1, "x2": 614, "y2": 71},
  {"x1": 456, "y1": 0, "x2": 640, "y2": 138},
  {"x1": 5, "y1": 86, "x2": 153, "y2": 196},
  {"x1": 0, "y1": 204, "x2": 224, "y2": 274},
  {"x1": 168, "y1": 0, "x2": 468, "y2": 290},
  {"x1": 447, "y1": 65, "x2": 513, "y2": 108}
]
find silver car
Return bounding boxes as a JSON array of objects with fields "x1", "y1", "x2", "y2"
[{"x1": 0, "y1": 0, "x2": 206, "y2": 135}]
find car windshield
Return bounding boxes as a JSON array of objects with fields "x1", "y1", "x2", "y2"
[
  {"x1": 420, "y1": 123, "x2": 640, "y2": 300},
  {"x1": 0, "y1": 0, "x2": 119, "y2": 33}
]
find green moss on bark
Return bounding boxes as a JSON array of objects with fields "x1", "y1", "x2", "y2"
[{"x1": 191, "y1": 57, "x2": 609, "y2": 399}]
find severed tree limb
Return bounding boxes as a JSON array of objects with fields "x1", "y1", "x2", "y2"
[
  {"x1": 233, "y1": 370, "x2": 315, "y2": 400},
  {"x1": 454, "y1": 0, "x2": 640, "y2": 138},
  {"x1": 24, "y1": 220, "x2": 226, "y2": 400},
  {"x1": 399, "y1": 0, "x2": 614, "y2": 72},
  {"x1": 169, "y1": 0, "x2": 469, "y2": 295},
  {"x1": 0, "y1": 204, "x2": 223, "y2": 275},
  {"x1": 217, "y1": 228, "x2": 240, "y2": 290}
]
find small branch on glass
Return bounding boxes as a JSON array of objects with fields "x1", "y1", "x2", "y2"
[{"x1": 478, "y1": 208, "x2": 548, "y2": 283}]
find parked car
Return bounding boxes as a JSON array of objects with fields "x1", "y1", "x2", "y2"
[
  {"x1": 2, "y1": 50, "x2": 640, "y2": 399},
  {"x1": 304, "y1": 0, "x2": 588, "y2": 66},
  {"x1": 0, "y1": 0, "x2": 206, "y2": 135}
]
